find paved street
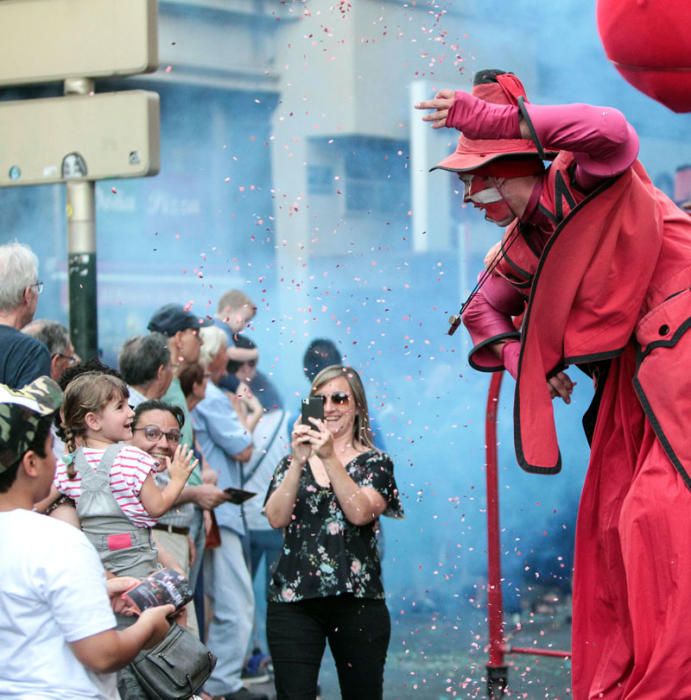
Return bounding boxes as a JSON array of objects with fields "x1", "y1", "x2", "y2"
[{"x1": 253, "y1": 604, "x2": 573, "y2": 699}]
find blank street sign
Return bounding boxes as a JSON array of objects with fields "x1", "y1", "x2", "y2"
[
  {"x1": 0, "y1": 0, "x2": 157, "y2": 86},
  {"x1": 0, "y1": 91, "x2": 160, "y2": 185}
]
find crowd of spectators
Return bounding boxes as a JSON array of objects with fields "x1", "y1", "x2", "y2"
[{"x1": 0, "y1": 241, "x2": 402, "y2": 700}]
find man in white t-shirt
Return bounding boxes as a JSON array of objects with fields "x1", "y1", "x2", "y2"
[{"x1": 0, "y1": 377, "x2": 173, "y2": 699}]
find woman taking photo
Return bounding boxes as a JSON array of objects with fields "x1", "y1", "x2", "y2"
[{"x1": 264, "y1": 365, "x2": 403, "y2": 700}]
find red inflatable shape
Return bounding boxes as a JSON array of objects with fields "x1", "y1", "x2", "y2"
[{"x1": 597, "y1": 0, "x2": 691, "y2": 113}]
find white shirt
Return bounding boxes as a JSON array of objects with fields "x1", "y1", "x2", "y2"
[
  {"x1": 0, "y1": 509, "x2": 119, "y2": 699},
  {"x1": 126, "y1": 386, "x2": 147, "y2": 409}
]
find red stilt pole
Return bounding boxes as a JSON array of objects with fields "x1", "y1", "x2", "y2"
[
  {"x1": 485, "y1": 371, "x2": 508, "y2": 698},
  {"x1": 483, "y1": 371, "x2": 571, "y2": 699}
]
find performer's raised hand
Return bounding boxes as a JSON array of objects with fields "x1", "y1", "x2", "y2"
[{"x1": 415, "y1": 89, "x2": 456, "y2": 128}]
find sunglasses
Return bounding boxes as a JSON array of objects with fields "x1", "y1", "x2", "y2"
[
  {"x1": 132, "y1": 425, "x2": 181, "y2": 443},
  {"x1": 243, "y1": 359, "x2": 257, "y2": 368},
  {"x1": 313, "y1": 391, "x2": 350, "y2": 406}
]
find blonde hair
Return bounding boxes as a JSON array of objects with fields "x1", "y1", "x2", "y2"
[
  {"x1": 60, "y1": 372, "x2": 129, "y2": 476},
  {"x1": 217, "y1": 289, "x2": 256, "y2": 315},
  {"x1": 311, "y1": 365, "x2": 375, "y2": 450}
]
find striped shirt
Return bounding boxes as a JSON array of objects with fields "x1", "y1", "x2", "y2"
[{"x1": 54, "y1": 445, "x2": 157, "y2": 528}]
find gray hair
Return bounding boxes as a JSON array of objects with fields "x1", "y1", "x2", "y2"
[
  {"x1": 119, "y1": 332, "x2": 171, "y2": 387},
  {"x1": 0, "y1": 242, "x2": 39, "y2": 312},
  {"x1": 22, "y1": 320, "x2": 70, "y2": 355},
  {"x1": 199, "y1": 326, "x2": 227, "y2": 368}
]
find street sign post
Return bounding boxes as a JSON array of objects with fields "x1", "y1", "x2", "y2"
[
  {"x1": 0, "y1": 0, "x2": 159, "y2": 361},
  {"x1": 0, "y1": 0, "x2": 157, "y2": 87},
  {"x1": 0, "y1": 90, "x2": 160, "y2": 186}
]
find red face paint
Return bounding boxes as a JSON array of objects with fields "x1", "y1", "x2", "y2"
[{"x1": 461, "y1": 175, "x2": 514, "y2": 226}]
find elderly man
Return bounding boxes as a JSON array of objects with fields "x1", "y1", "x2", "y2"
[
  {"x1": 193, "y1": 326, "x2": 267, "y2": 700},
  {"x1": 118, "y1": 332, "x2": 173, "y2": 408},
  {"x1": 23, "y1": 320, "x2": 79, "y2": 383},
  {"x1": 0, "y1": 242, "x2": 50, "y2": 388}
]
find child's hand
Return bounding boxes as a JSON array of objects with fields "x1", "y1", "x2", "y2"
[{"x1": 167, "y1": 444, "x2": 198, "y2": 484}]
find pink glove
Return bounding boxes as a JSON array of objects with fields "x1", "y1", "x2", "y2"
[
  {"x1": 446, "y1": 91, "x2": 521, "y2": 140},
  {"x1": 482, "y1": 274, "x2": 525, "y2": 317},
  {"x1": 461, "y1": 286, "x2": 517, "y2": 342},
  {"x1": 461, "y1": 275, "x2": 524, "y2": 373},
  {"x1": 501, "y1": 341, "x2": 521, "y2": 379}
]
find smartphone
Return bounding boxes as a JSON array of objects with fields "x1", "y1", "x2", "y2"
[
  {"x1": 301, "y1": 396, "x2": 325, "y2": 425},
  {"x1": 223, "y1": 487, "x2": 257, "y2": 504}
]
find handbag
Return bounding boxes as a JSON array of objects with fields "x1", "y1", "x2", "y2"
[{"x1": 130, "y1": 622, "x2": 217, "y2": 699}]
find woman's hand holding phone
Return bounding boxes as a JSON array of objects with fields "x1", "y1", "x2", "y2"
[{"x1": 291, "y1": 420, "x2": 313, "y2": 464}]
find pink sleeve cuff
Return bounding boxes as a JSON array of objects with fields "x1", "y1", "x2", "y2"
[
  {"x1": 523, "y1": 102, "x2": 639, "y2": 183},
  {"x1": 461, "y1": 277, "x2": 522, "y2": 372}
]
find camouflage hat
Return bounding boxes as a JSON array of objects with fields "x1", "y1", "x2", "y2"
[{"x1": 0, "y1": 377, "x2": 63, "y2": 472}]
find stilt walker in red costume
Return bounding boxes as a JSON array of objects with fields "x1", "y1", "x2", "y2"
[{"x1": 416, "y1": 70, "x2": 691, "y2": 699}]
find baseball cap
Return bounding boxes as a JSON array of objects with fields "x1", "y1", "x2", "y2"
[
  {"x1": 147, "y1": 304, "x2": 212, "y2": 337},
  {"x1": 0, "y1": 377, "x2": 63, "y2": 472}
]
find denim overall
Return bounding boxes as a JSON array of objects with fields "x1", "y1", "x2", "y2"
[
  {"x1": 74, "y1": 444, "x2": 158, "y2": 579},
  {"x1": 75, "y1": 444, "x2": 160, "y2": 699}
]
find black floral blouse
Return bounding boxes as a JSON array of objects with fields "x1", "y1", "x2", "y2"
[{"x1": 265, "y1": 450, "x2": 404, "y2": 603}]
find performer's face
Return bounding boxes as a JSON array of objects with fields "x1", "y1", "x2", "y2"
[
  {"x1": 460, "y1": 174, "x2": 514, "y2": 226},
  {"x1": 460, "y1": 173, "x2": 539, "y2": 227}
]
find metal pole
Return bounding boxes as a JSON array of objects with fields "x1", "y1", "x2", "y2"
[
  {"x1": 64, "y1": 78, "x2": 98, "y2": 360},
  {"x1": 485, "y1": 371, "x2": 508, "y2": 698}
]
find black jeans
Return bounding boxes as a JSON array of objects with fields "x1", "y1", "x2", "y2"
[{"x1": 267, "y1": 596, "x2": 391, "y2": 700}]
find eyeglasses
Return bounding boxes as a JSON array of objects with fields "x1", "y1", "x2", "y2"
[
  {"x1": 313, "y1": 391, "x2": 350, "y2": 406},
  {"x1": 54, "y1": 353, "x2": 79, "y2": 367},
  {"x1": 132, "y1": 425, "x2": 181, "y2": 443},
  {"x1": 29, "y1": 281, "x2": 44, "y2": 295}
]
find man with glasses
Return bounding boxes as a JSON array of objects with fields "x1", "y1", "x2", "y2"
[
  {"x1": 130, "y1": 400, "x2": 203, "y2": 636},
  {"x1": 22, "y1": 320, "x2": 80, "y2": 383},
  {"x1": 0, "y1": 242, "x2": 51, "y2": 389}
]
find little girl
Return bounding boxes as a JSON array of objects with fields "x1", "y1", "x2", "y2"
[{"x1": 54, "y1": 371, "x2": 197, "y2": 578}]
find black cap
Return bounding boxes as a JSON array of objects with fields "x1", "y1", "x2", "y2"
[{"x1": 147, "y1": 304, "x2": 212, "y2": 337}]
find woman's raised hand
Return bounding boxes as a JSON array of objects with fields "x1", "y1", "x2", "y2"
[
  {"x1": 307, "y1": 418, "x2": 335, "y2": 460},
  {"x1": 291, "y1": 420, "x2": 313, "y2": 464},
  {"x1": 167, "y1": 443, "x2": 198, "y2": 483}
]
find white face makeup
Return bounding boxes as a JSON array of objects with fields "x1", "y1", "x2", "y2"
[
  {"x1": 468, "y1": 185, "x2": 504, "y2": 204},
  {"x1": 459, "y1": 174, "x2": 515, "y2": 226}
]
